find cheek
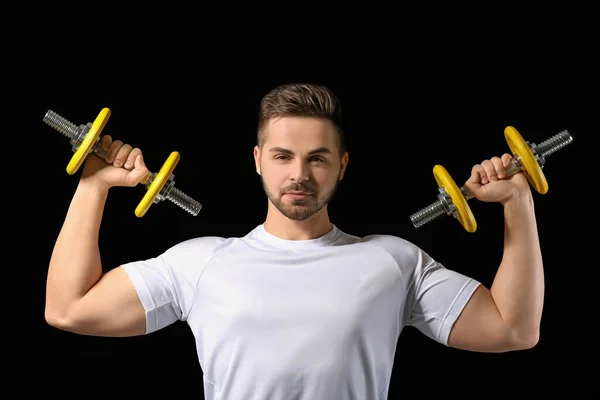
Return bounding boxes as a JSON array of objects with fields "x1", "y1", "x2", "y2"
[
  {"x1": 315, "y1": 170, "x2": 337, "y2": 184},
  {"x1": 262, "y1": 170, "x2": 285, "y2": 188}
]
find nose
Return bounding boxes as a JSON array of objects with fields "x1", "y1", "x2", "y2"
[{"x1": 292, "y1": 160, "x2": 310, "y2": 183}]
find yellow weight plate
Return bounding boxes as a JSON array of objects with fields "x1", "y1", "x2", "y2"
[
  {"x1": 135, "y1": 151, "x2": 180, "y2": 217},
  {"x1": 67, "y1": 108, "x2": 111, "y2": 175},
  {"x1": 504, "y1": 126, "x2": 548, "y2": 194},
  {"x1": 433, "y1": 164, "x2": 477, "y2": 233}
]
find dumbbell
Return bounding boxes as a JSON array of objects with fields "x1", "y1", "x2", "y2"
[
  {"x1": 409, "y1": 126, "x2": 574, "y2": 232},
  {"x1": 43, "y1": 107, "x2": 203, "y2": 218}
]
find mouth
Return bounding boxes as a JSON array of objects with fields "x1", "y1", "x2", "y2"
[{"x1": 285, "y1": 192, "x2": 312, "y2": 198}]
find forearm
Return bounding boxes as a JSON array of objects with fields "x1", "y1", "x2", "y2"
[
  {"x1": 490, "y1": 193, "x2": 544, "y2": 346},
  {"x1": 46, "y1": 178, "x2": 110, "y2": 320}
]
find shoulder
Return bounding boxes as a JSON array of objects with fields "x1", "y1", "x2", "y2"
[
  {"x1": 160, "y1": 236, "x2": 240, "y2": 270},
  {"x1": 162, "y1": 235, "x2": 240, "y2": 263},
  {"x1": 358, "y1": 233, "x2": 427, "y2": 265}
]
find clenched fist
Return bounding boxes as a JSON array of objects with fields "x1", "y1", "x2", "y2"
[
  {"x1": 464, "y1": 154, "x2": 532, "y2": 205},
  {"x1": 80, "y1": 135, "x2": 150, "y2": 189}
]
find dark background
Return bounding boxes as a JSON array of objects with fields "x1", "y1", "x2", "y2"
[{"x1": 14, "y1": 2, "x2": 593, "y2": 398}]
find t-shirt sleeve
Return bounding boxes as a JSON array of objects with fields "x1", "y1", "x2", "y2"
[
  {"x1": 404, "y1": 246, "x2": 481, "y2": 346},
  {"x1": 364, "y1": 234, "x2": 481, "y2": 346},
  {"x1": 121, "y1": 236, "x2": 227, "y2": 335}
]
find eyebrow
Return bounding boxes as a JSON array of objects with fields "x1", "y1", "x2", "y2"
[{"x1": 269, "y1": 146, "x2": 331, "y2": 156}]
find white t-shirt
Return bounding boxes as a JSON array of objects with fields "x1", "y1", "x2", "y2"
[{"x1": 122, "y1": 224, "x2": 480, "y2": 400}]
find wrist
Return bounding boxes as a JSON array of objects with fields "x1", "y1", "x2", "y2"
[
  {"x1": 77, "y1": 177, "x2": 111, "y2": 197},
  {"x1": 502, "y1": 191, "x2": 534, "y2": 213}
]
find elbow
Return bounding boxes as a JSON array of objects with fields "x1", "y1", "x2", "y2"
[
  {"x1": 45, "y1": 305, "x2": 68, "y2": 330},
  {"x1": 510, "y1": 329, "x2": 540, "y2": 351},
  {"x1": 521, "y1": 331, "x2": 540, "y2": 350},
  {"x1": 45, "y1": 301, "x2": 76, "y2": 332}
]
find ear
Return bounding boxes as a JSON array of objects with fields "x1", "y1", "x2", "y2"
[
  {"x1": 253, "y1": 145, "x2": 261, "y2": 175},
  {"x1": 339, "y1": 151, "x2": 349, "y2": 180}
]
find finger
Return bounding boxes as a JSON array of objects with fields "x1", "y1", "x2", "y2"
[
  {"x1": 490, "y1": 156, "x2": 505, "y2": 179},
  {"x1": 113, "y1": 143, "x2": 133, "y2": 168},
  {"x1": 481, "y1": 159, "x2": 497, "y2": 181},
  {"x1": 105, "y1": 140, "x2": 124, "y2": 164},
  {"x1": 471, "y1": 164, "x2": 486, "y2": 184},
  {"x1": 501, "y1": 153, "x2": 513, "y2": 169},
  {"x1": 124, "y1": 148, "x2": 142, "y2": 170},
  {"x1": 101, "y1": 135, "x2": 112, "y2": 152}
]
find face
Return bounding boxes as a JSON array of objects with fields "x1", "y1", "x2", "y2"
[{"x1": 254, "y1": 116, "x2": 348, "y2": 221}]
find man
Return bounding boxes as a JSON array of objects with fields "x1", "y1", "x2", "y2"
[{"x1": 45, "y1": 83, "x2": 543, "y2": 399}]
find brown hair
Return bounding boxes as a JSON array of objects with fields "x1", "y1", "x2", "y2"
[{"x1": 257, "y1": 83, "x2": 346, "y2": 156}]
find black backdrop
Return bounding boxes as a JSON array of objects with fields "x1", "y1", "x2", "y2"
[{"x1": 15, "y1": 3, "x2": 592, "y2": 398}]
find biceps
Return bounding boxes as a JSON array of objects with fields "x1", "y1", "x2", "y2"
[
  {"x1": 66, "y1": 267, "x2": 146, "y2": 337},
  {"x1": 447, "y1": 285, "x2": 514, "y2": 352}
]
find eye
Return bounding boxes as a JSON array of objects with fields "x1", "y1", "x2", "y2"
[{"x1": 274, "y1": 155, "x2": 324, "y2": 162}]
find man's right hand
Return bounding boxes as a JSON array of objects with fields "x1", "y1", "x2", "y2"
[{"x1": 80, "y1": 135, "x2": 150, "y2": 189}]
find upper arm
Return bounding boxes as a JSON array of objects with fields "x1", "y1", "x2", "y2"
[
  {"x1": 57, "y1": 266, "x2": 146, "y2": 337},
  {"x1": 447, "y1": 285, "x2": 521, "y2": 352}
]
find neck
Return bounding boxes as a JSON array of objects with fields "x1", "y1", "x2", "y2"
[{"x1": 263, "y1": 204, "x2": 333, "y2": 241}]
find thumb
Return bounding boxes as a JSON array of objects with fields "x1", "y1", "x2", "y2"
[
  {"x1": 135, "y1": 154, "x2": 145, "y2": 169},
  {"x1": 127, "y1": 154, "x2": 149, "y2": 186},
  {"x1": 466, "y1": 168, "x2": 481, "y2": 186},
  {"x1": 464, "y1": 169, "x2": 482, "y2": 196}
]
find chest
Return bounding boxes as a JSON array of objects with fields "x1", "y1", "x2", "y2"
[{"x1": 192, "y1": 247, "x2": 404, "y2": 334}]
